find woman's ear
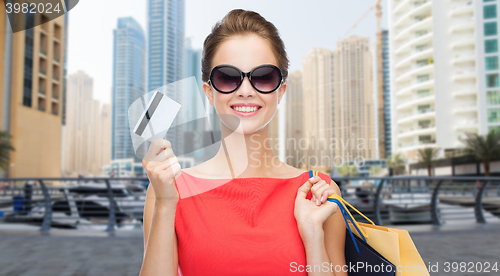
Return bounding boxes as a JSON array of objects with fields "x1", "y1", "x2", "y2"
[
  {"x1": 203, "y1": 82, "x2": 214, "y2": 106},
  {"x1": 277, "y1": 81, "x2": 286, "y2": 105}
]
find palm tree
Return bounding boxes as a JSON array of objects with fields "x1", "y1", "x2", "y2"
[
  {"x1": 337, "y1": 164, "x2": 359, "y2": 177},
  {"x1": 460, "y1": 130, "x2": 500, "y2": 176},
  {"x1": 369, "y1": 165, "x2": 383, "y2": 176},
  {"x1": 417, "y1": 147, "x2": 439, "y2": 176},
  {"x1": 387, "y1": 153, "x2": 406, "y2": 175},
  {"x1": 0, "y1": 131, "x2": 15, "y2": 174}
]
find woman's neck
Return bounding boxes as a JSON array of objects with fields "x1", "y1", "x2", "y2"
[{"x1": 209, "y1": 121, "x2": 287, "y2": 178}]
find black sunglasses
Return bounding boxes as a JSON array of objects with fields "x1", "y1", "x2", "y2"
[{"x1": 208, "y1": 64, "x2": 283, "y2": 94}]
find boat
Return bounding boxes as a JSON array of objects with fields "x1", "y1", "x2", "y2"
[{"x1": 4, "y1": 183, "x2": 144, "y2": 229}]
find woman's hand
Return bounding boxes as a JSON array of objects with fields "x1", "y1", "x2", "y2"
[
  {"x1": 142, "y1": 139, "x2": 182, "y2": 206},
  {"x1": 294, "y1": 175, "x2": 340, "y2": 233}
]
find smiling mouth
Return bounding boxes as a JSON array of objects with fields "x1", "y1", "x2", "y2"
[{"x1": 230, "y1": 106, "x2": 262, "y2": 113}]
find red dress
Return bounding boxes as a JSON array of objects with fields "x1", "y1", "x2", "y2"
[{"x1": 173, "y1": 170, "x2": 332, "y2": 276}]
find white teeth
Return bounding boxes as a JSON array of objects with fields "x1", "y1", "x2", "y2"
[{"x1": 233, "y1": 106, "x2": 259, "y2": 112}]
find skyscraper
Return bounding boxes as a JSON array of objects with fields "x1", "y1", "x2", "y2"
[
  {"x1": 302, "y1": 48, "x2": 334, "y2": 170},
  {"x1": 0, "y1": 10, "x2": 66, "y2": 177},
  {"x1": 183, "y1": 37, "x2": 203, "y2": 132},
  {"x1": 111, "y1": 17, "x2": 146, "y2": 162},
  {"x1": 269, "y1": 109, "x2": 280, "y2": 159},
  {"x1": 62, "y1": 71, "x2": 110, "y2": 177},
  {"x1": 147, "y1": 0, "x2": 185, "y2": 90},
  {"x1": 332, "y1": 36, "x2": 377, "y2": 161},
  {"x1": 476, "y1": 1, "x2": 500, "y2": 134},
  {"x1": 147, "y1": 0, "x2": 185, "y2": 150},
  {"x1": 388, "y1": 0, "x2": 483, "y2": 161},
  {"x1": 100, "y1": 104, "x2": 112, "y2": 173},
  {"x1": 284, "y1": 71, "x2": 305, "y2": 168}
]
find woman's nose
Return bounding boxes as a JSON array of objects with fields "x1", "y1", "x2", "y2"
[{"x1": 235, "y1": 77, "x2": 256, "y2": 98}]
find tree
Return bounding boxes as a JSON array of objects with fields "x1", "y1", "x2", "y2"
[
  {"x1": 417, "y1": 147, "x2": 439, "y2": 176},
  {"x1": 369, "y1": 165, "x2": 383, "y2": 176},
  {"x1": 460, "y1": 129, "x2": 500, "y2": 176},
  {"x1": 337, "y1": 164, "x2": 359, "y2": 177},
  {"x1": 387, "y1": 153, "x2": 406, "y2": 175},
  {"x1": 0, "y1": 131, "x2": 15, "y2": 174}
]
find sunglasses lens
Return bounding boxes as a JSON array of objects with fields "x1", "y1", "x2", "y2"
[
  {"x1": 212, "y1": 67, "x2": 241, "y2": 92},
  {"x1": 251, "y1": 66, "x2": 281, "y2": 92}
]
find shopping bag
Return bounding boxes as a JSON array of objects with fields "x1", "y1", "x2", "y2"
[
  {"x1": 347, "y1": 222, "x2": 429, "y2": 276},
  {"x1": 344, "y1": 226, "x2": 396, "y2": 275},
  {"x1": 309, "y1": 170, "x2": 429, "y2": 276}
]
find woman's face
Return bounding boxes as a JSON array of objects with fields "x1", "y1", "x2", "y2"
[{"x1": 203, "y1": 34, "x2": 286, "y2": 134}]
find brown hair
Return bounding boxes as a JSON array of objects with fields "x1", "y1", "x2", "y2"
[{"x1": 201, "y1": 9, "x2": 289, "y2": 83}]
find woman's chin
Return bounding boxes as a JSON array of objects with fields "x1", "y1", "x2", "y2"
[{"x1": 223, "y1": 121, "x2": 265, "y2": 135}]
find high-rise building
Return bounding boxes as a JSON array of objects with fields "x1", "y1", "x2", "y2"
[
  {"x1": 269, "y1": 109, "x2": 280, "y2": 159},
  {"x1": 0, "y1": 9, "x2": 66, "y2": 177},
  {"x1": 100, "y1": 103, "x2": 112, "y2": 171},
  {"x1": 147, "y1": 0, "x2": 185, "y2": 150},
  {"x1": 184, "y1": 38, "x2": 202, "y2": 86},
  {"x1": 302, "y1": 48, "x2": 334, "y2": 170},
  {"x1": 111, "y1": 17, "x2": 146, "y2": 162},
  {"x1": 332, "y1": 36, "x2": 377, "y2": 162},
  {"x1": 388, "y1": 0, "x2": 482, "y2": 161},
  {"x1": 183, "y1": 37, "x2": 203, "y2": 131},
  {"x1": 178, "y1": 37, "x2": 207, "y2": 160},
  {"x1": 382, "y1": 30, "x2": 392, "y2": 158},
  {"x1": 476, "y1": 1, "x2": 500, "y2": 134},
  {"x1": 284, "y1": 71, "x2": 305, "y2": 168},
  {"x1": 62, "y1": 71, "x2": 110, "y2": 177},
  {"x1": 147, "y1": 0, "x2": 185, "y2": 89}
]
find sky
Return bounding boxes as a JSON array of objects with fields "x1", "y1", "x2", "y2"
[{"x1": 66, "y1": 0, "x2": 388, "y2": 106}]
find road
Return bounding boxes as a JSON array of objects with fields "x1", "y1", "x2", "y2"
[{"x1": 0, "y1": 223, "x2": 499, "y2": 275}]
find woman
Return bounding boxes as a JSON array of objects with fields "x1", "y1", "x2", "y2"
[{"x1": 140, "y1": 9, "x2": 346, "y2": 276}]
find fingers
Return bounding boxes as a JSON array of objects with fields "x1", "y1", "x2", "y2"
[
  {"x1": 151, "y1": 156, "x2": 179, "y2": 173},
  {"x1": 307, "y1": 175, "x2": 321, "y2": 184},
  {"x1": 298, "y1": 175, "x2": 339, "y2": 207},
  {"x1": 296, "y1": 179, "x2": 313, "y2": 200},
  {"x1": 320, "y1": 188, "x2": 339, "y2": 205},
  {"x1": 143, "y1": 139, "x2": 172, "y2": 162},
  {"x1": 310, "y1": 178, "x2": 341, "y2": 205},
  {"x1": 173, "y1": 163, "x2": 182, "y2": 179},
  {"x1": 143, "y1": 139, "x2": 178, "y2": 179},
  {"x1": 311, "y1": 179, "x2": 329, "y2": 205}
]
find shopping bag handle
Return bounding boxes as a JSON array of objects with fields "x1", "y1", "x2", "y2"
[{"x1": 309, "y1": 170, "x2": 376, "y2": 253}]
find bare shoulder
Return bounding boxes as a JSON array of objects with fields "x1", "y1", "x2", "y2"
[
  {"x1": 327, "y1": 176, "x2": 341, "y2": 194},
  {"x1": 279, "y1": 163, "x2": 307, "y2": 178}
]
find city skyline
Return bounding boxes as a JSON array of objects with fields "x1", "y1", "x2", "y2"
[
  {"x1": 1, "y1": 0, "x2": 499, "y2": 178},
  {"x1": 66, "y1": 0, "x2": 389, "y2": 106}
]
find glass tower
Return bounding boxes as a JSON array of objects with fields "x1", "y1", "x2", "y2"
[
  {"x1": 111, "y1": 17, "x2": 146, "y2": 162},
  {"x1": 147, "y1": 0, "x2": 185, "y2": 149}
]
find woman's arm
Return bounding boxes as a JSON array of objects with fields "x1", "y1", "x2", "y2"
[
  {"x1": 322, "y1": 180, "x2": 347, "y2": 275},
  {"x1": 139, "y1": 185, "x2": 179, "y2": 276},
  {"x1": 296, "y1": 178, "x2": 347, "y2": 276},
  {"x1": 139, "y1": 139, "x2": 181, "y2": 276}
]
